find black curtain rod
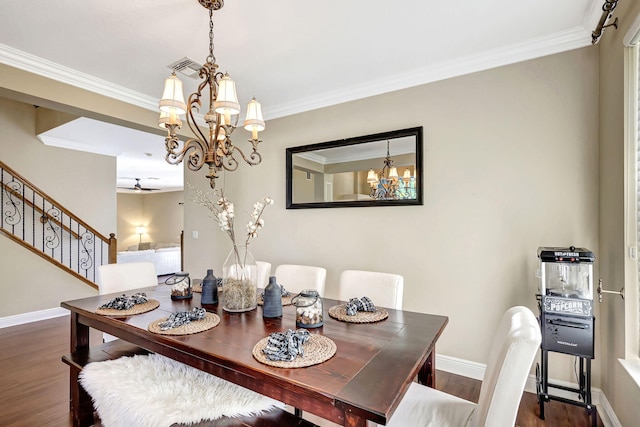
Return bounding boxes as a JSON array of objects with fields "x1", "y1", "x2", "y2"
[{"x1": 592, "y1": 0, "x2": 620, "y2": 44}]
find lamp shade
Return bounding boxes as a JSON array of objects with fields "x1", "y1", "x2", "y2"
[
  {"x1": 389, "y1": 166, "x2": 399, "y2": 181},
  {"x1": 402, "y1": 169, "x2": 412, "y2": 181},
  {"x1": 136, "y1": 226, "x2": 146, "y2": 235},
  {"x1": 243, "y1": 97, "x2": 265, "y2": 133},
  {"x1": 214, "y1": 74, "x2": 240, "y2": 115},
  {"x1": 367, "y1": 169, "x2": 378, "y2": 183},
  {"x1": 159, "y1": 73, "x2": 187, "y2": 115}
]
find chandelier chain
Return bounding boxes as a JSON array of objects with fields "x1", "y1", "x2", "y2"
[{"x1": 208, "y1": 8, "x2": 216, "y2": 64}]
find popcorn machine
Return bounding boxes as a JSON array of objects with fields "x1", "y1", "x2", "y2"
[{"x1": 535, "y1": 246, "x2": 597, "y2": 427}]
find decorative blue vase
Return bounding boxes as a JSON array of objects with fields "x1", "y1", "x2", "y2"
[
  {"x1": 201, "y1": 269, "x2": 218, "y2": 305},
  {"x1": 262, "y1": 276, "x2": 282, "y2": 318}
]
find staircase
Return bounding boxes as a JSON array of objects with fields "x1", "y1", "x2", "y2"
[{"x1": 0, "y1": 161, "x2": 116, "y2": 289}]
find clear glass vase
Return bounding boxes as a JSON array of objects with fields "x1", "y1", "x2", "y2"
[{"x1": 222, "y1": 245, "x2": 257, "y2": 312}]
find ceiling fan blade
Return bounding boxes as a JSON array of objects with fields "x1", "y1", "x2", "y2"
[{"x1": 116, "y1": 178, "x2": 161, "y2": 192}]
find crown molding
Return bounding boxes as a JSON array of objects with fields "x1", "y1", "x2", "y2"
[
  {"x1": 2, "y1": 24, "x2": 592, "y2": 122},
  {"x1": 37, "y1": 134, "x2": 120, "y2": 156},
  {"x1": 267, "y1": 26, "x2": 593, "y2": 119},
  {"x1": 0, "y1": 43, "x2": 158, "y2": 111}
]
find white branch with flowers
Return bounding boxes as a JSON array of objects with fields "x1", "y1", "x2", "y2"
[{"x1": 191, "y1": 184, "x2": 273, "y2": 311}]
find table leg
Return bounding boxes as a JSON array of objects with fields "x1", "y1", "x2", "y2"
[
  {"x1": 70, "y1": 311, "x2": 89, "y2": 353},
  {"x1": 69, "y1": 312, "x2": 93, "y2": 427},
  {"x1": 418, "y1": 348, "x2": 435, "y2": 387}
]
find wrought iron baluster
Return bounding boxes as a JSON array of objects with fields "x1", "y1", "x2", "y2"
[
  {"x1": 2, "y1": 176, "x2": 24, "y2": 232},
  {"x1": 76, "y1": 221, "x2": 80, "y2": 273},
  {"x1": 0, "y1": 160, "x2": 113, "y2": 289},
  {"x1": 29, "y1": 186, "x2": 34, "y2": 246},
  {"x1": 40, "y1": 196, "x2": 45, "y2": 254},
  {"x1": 79, "y1": 228, "x2": 95, "y2": 278},
  {"x1": 21, "y1": 178, "x2": 26, "y2": 240},
  {"x1": 60, "y1": 210, "x2": 65, "y2": 267}
]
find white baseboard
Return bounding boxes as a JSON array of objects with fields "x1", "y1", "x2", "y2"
[
  {"x1": 0, "y1": 307, "x2": 68, "y2": 329},
  {"x1": 436, "y1": 354, "x2": 620, "y2": 427},
  {"x1": 437, "y1": 353, "x2": 486, "y2": 381}
]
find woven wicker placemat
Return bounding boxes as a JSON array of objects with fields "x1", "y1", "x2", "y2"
[
  {"x1": 95, "y1": 299, "x2": 160, "y2": 316},
  {"x1": 328, "y1": 304, "x2": 389, "y2": 323},
  {"x1": 257, "y1": 294, "x2": 293, "y2": 306},
  {"x1": 148, "y1": 312, "x2": 220, "y2": 336},
  {"x1": 252, "y1": 334, "x2": 336, "y2": 368}
]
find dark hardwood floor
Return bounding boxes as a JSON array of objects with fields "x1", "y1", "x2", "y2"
[{"x1": 0, "y1": 315, "x2": 603, "y2": 427}]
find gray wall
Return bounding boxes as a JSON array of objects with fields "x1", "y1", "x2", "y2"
[
  {"x1": 0, "y1": 97, "x2": 113, "y2": 316},
  {"x1": 184, "y1": 47, "x2": 600, "y2": 385}
]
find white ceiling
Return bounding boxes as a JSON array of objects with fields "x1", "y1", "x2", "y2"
[
  {"x1": 0, "y1": 0, "x2": 606, "y2": 192},
  {"x1": 37, "y1": 116, "x2": 183, "y2": 193}
]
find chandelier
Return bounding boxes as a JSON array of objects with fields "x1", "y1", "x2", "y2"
[
  {"x1": 366, "y1": 141, "x2": 416, "y2": 200},
  {"x1": 158, "y1": 0, "x2": 265, "y2": 189}
]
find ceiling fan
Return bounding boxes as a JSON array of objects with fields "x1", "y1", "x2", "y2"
[{"x1": 118, "y1": 178, "x2": 160, "y2": 192}]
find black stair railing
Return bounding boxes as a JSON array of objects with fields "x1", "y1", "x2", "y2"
[{"x1": 0, "y1": 160, "x2": 116, "y2": 289}]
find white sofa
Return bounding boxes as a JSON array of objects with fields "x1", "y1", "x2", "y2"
[{"x1": 117, "y1": 243, "x2": 181, "y2": 276}]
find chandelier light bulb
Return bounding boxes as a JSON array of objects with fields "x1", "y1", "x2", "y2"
[{"x1": 158, "y1": 110, "x2": 182, "y2": 129}]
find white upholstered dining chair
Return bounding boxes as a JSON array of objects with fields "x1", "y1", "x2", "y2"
[
  {"x1": 97, "y1": 261, "x2": 158, "y2": 294},
  {"x1": 256, "y1": 261, "x2": 272, "y2": 288},
  {"x1": 97, "y1": 261, "x2": 158, "y2": 342},
  {"x1": 338, "y1": 269, "x2": 404, "y2": 309},
  {"x1": 274, "y1": 264, "x2": 327, "y2": 296},
  {"x1": 379, "y1": 306, "x2": 541, "y2": 427}
]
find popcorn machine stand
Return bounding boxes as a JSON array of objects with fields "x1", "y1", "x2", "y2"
[{"x1": 535, "y1": 246, "x2": 597, "y2": 427}]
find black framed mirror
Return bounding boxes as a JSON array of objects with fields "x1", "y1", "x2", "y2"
[{"x1": 286, "y1": 127, "x2": 423, "y2": 209}]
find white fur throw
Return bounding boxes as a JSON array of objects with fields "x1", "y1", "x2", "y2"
[{"x1": 79, "y1": 353, "x2": 284, "y2": 427}]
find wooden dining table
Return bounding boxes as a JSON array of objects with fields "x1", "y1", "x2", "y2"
[{"x1": 61, "y1": 284, "x2": 448, "y2": 427}]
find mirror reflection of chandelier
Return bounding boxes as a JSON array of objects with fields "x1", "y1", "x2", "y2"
[
  {"x1": 158, "y1": 0, "x2": 265, "y2": 189},
  {"x1": 366, "y1": 141, "x2": 417, "y2": 200}
]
